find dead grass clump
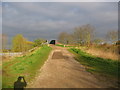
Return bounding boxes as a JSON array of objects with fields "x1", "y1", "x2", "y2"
[
  {"x1": 2, "y1": 56, "x2": 12, "y2": 62},
  {"x1": 86, "y1": 47, "x2": 119, "y2": 60}
]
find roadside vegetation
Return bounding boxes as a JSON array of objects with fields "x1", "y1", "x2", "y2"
[
  {"x1": 1, "y1": 33, "x2": 50, "y2": 88},
  {"x1": 2, "y1": 45, "x2": 52, "y2": 88},
  {"x1": 57, "y1": 24, "x2": 119, "y2": 60},
  {"x1": 82, "y1": 44, "x2": 119, "y2": 60},
  {"x1": 69, "y1": 48, "x2": 120, "y2": 78},
  {"x1": 1, "y1": 34, "x2": 47, "y2": 53},
  {"x1": 58, "y1": 24, "x2": 117, "y2": 46},
  {"x1": 56, "y1": 44, "x2": 76, "y2": 48},
  {"x1": 56, "y1": 43, "x2": 119, "y2": 60}
]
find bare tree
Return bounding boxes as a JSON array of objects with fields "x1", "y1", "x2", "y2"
[
  {"x1": 73, "y1": 24, "x2": 95, "y2": 46},
  {"x1": 73, "y1": 27, "x2": 85, "y2": 45},
  {"x1": 2, "y1": 34, "x2": 8, "y2": 51},
  {"x1": 106, "y1": 30, "x2": 118, "y2": 43},
  {"x1": 58, "y1": 32, "x2": 69, "y2": 45},
  {"x1": 58, "y1": 24, "x2": 95, "y2": 46}
]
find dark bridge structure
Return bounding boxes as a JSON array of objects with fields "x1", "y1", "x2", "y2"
[{"x1": 49, "y1": 40, "x2": 56, "y2": 45}]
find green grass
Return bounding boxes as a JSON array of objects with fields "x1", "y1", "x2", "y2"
[
  {"x1": 69, "y1": 48, "x2": 120, "y2": 78},
  {"x1": 0, "y1": 65, "x2": 1, "y2": 89},
  {"x1": 2, "y1": 46, "x2": 52, "y2": 88},
  {"x1": 56, "y1": 44, "x2": 65, "y2": 47},
  {"x1": 56, "y1": 44, "x2": 76, "y2": 48}
]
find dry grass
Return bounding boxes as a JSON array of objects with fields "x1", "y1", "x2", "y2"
[
  {"x1": 0, "y1": 56, "x2": 2, "y2": 65},
  {"x1": 84, "y1": 47, "x2": 119, "y2": 60},
  {"x1": 2, "y1": 56, "x2": 13, "y2": 62}
]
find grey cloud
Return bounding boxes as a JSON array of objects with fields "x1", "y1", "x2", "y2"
[{"x1": 2, "y1": 2, "x2": 118, "y2": 45}]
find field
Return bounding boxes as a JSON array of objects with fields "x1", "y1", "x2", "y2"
[{"x1": 2, "y1": 46, "x2": 52, "y2": 88}]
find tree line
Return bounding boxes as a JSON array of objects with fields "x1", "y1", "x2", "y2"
[
  {"x1": 1, "y1": 34, "x2": 47, "y2": 52},
  {"x1": 12, "y1": 34, "x2": 47, "y2": 52},
  {"x1": 58, "y1": 24, "x2": 118, "y2": 46}
]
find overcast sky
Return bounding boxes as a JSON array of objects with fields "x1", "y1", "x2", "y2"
[{"x1": 2, "y1": 2, "x2": 118, "y2": 45}]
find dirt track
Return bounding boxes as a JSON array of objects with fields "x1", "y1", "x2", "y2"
[{"x1": 27, "y1": 45, "x2": 105, "y2": 88}]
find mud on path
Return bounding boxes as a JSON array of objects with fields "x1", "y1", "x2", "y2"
[{"x1": 27, "y1": 45, "x2": 106, "y2": 88}]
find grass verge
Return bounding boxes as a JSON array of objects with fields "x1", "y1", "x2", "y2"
[
  {"x1": 56, "y1": 44, "x2": 65, "y2": 47},
  {"x1": 56, "y1": 44, "x2": 76, "y2": 48},
  {"x1": 2, "y1": 46, "x2": 52, "y2": 88},
  {"x1": 69, "y1": 48, "x2": 120, "y2": 78}
]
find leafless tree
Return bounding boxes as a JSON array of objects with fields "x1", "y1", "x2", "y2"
[
  {"x1": 58, "y1": 24, "x2": 95, "y2": 46},
  {"x1": 106, "y1": 30, "x2": 118, "y2": 43},
  {"x1": 73, "y1": 24, "x2": 95, "y2": 46},
  {"x1": 2, "y1": 34, "x2": 8, "y2": 51},
  {"x1": 58, "y1": 32, "x2": 69, "y2": 45}
]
